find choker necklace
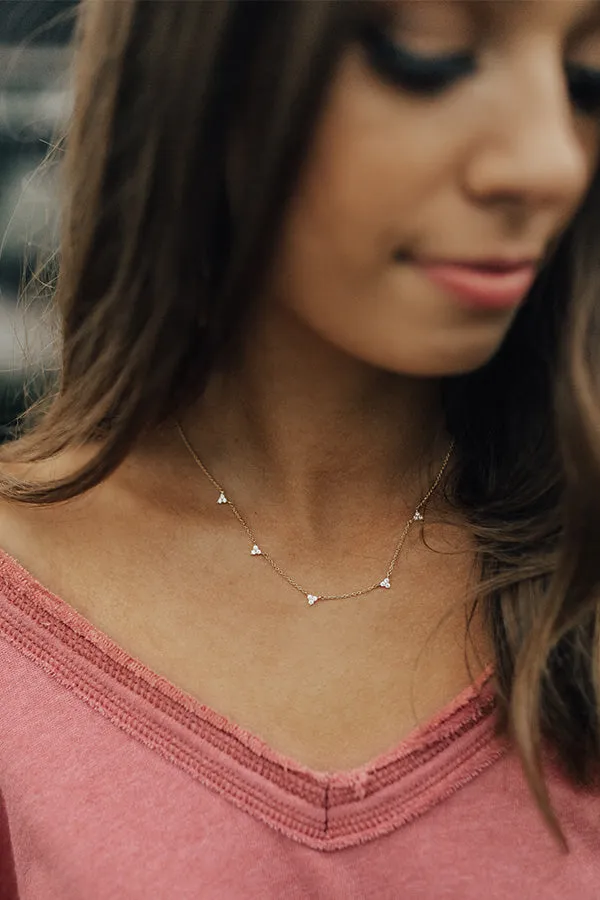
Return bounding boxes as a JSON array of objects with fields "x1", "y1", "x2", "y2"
[{"x1": 177, "y1": 421, "x2": 454, "y2": 607}]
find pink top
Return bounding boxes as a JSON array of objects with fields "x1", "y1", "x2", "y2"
[{"x1": 0, "y1": 550, "x2": 599, "y2": 899}]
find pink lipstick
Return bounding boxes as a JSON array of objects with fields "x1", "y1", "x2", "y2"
[{"x1": 416, "y1": 260, "x2": 537, "y2": 310}]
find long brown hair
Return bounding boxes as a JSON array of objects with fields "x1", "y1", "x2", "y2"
[{"x1": 4, "y1": 0, "x2": 600, "y2": 849}]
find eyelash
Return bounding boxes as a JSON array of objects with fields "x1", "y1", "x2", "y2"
[
  {"x1": 361, "y1": 25, "x2": 600, "y2": 116},
  {"x1": 567, "y1": 64, "x2": 600, "y2": 115},
  {"x1": 360, "y1": 25, "x2": 475, "y2": 94}
]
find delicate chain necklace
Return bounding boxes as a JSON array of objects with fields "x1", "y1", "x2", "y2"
[{"x1": 177, "y1": 421, "x2": 454, "y2": 607}]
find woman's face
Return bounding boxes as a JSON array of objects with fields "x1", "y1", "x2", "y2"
[{"x1": 269, "y1": 0, "x2": 600, "y2": 376}]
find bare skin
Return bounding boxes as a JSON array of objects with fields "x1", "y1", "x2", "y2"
[
  {"x1": 1, "y1": 0, "x2": 600, "y2": 771},
  {"x1": 0, "y1": 450, "x2": 486, "y2": 771}
]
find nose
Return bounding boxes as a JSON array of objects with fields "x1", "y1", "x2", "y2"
[{"x1": 464, "y1": 55, "x2": 593, "y2": 218}]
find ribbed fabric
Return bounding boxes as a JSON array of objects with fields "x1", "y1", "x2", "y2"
[{"x1": 0, "y1": 549, "x2": 599, "y2": 899}]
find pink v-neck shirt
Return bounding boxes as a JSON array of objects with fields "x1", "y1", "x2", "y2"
[{"x1": 0, "y1": 551, "x2": 599, "y2": 899}]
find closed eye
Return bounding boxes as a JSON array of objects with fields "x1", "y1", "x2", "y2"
[
  {"x1": 360, "y1": 24, "x2": 476, "y2": 96},
  {"x1": 566, "y1": 63, "x2": 600, "y2": 115},
  {"x1": 360, "y1": 20, "x2": 600, "y2": 114}
]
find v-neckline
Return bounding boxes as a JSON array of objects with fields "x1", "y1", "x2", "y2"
[{"x1": 0, "y1": 548, "x2": 506, "y2": 850}]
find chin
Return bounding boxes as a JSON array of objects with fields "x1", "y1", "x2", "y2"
[
  {"x1": 366, "y1": 331, "x2": 510, "y2": 378},
  {"x1": 422, "y1": 350, "x2": 500, "y2": 377}
]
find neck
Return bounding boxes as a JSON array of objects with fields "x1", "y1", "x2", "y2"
[{"x1": 179, "y1": 305, "x2": 447, "y2": 525}]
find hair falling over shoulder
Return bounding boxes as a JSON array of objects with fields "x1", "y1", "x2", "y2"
[{"x1": 3, "y1": 0, "x2": 600, "y2": 850}]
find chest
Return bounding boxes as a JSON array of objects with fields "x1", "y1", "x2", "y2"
[
  {"x1": 2, "y1": 492, "x2": 489, "y2": 771},
  {"x1": 35, "y1": 532, "x2": 486, "y2": 770}
]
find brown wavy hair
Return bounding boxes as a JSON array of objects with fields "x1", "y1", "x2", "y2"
[{"x1": 3, "y1": 0, "x2": 600, "y2": 850}]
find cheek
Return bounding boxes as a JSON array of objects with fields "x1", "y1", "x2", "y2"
[
  {"x1": 265, "y1": 53, "x2": 520, "y2": 377},
  {"x1": 284, "y1": 57, "x2": 456, "y2": 270},
  {"x1": 274, "y1": 48, "x2": 483, "y2": 308},
  {"x1": 267, "y1": 55, "x2": 467, "y2": 367},
  {"x1": 280, "y1": 60, "x2": 419, "y2": 303}
]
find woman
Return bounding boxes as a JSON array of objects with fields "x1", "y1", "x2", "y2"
[{"x1": 1, "y1": 0, "x2": 600, "y2": 896}]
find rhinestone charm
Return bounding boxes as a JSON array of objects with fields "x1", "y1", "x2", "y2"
[{"x1": 177, "y1": 420, "x2": 454, "y2": 611}]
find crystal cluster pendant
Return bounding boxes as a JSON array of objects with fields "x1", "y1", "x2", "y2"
[
  {"x1": 307, "y1": 594, "x2": 319, "y2": 605},
  {"x1": 251, "y1": 544, "x2": 262, "y2": 555},
  {"x1": 217, "y1": 492, "x2": 228, "y2": 504},
  {"x1": 413, "y1": 510, "x2": 424, "y2": 521},
  {"x1": 380, "y1": 577, "x2": 391, "y2": 589}
]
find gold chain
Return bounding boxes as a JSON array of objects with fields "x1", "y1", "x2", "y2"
[{"x1": 177, "y1": 421, "x2": 454, "y2": 606}]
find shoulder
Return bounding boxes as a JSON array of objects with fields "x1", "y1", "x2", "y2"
[{"x1": 0, "y1": 449, "x2": 122, "y2": 590}]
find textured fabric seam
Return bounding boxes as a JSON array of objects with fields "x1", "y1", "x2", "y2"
[
  {"x1": 0, "y1": 619, "x2": 326, "y2": 837},
  {"x1": 1, "y1": 578, "x2": 493, "y2": 804}
]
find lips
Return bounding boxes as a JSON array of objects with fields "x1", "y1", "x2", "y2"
[{"x1": 413, "y1": 259, "x2": 538, "y2": 310}]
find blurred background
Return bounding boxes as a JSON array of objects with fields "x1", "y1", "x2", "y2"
[{"x1": 0, "y1": 0, "x2": 75, "y2": 438}]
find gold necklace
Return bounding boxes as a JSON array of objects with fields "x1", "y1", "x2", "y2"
[{"x1": 177, "y1": 421, "x2": 454, "y2": 607}]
